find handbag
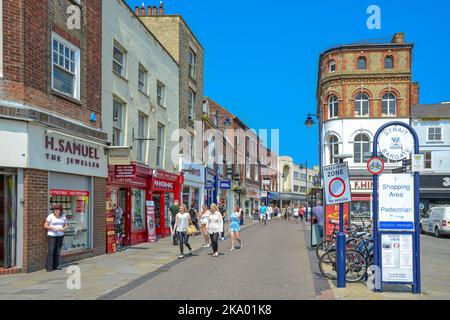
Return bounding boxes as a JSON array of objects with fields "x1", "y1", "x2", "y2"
[{"x1": 187, "y1": 223, "x2": 197, "y2": 236}]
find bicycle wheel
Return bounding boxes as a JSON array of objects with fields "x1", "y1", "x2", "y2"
[
  {"x1": 316, "y1": 240, "x2": 335, "y2": 260},
  {"x1": 319, "y1": 249, "x2": 337, "y2": 280},
  {"x1": 345, "y1": 249, "x2": 368, "y2": 283}
]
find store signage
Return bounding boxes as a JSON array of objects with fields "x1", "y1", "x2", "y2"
[
  {"x1": 412, "y1": 154, "x2": 424, "y2": 173},
  {"x1": 350, "y1": 180, "x2": 373, "y2": 191},
  {"x1": 152, "y1": 170, "x2": 179, "y2": 182},
  {"x1": 367, "y1": 157, "x2": 385, "y2": 175},
  {"x1": 420, "y1": 175, "x2": 450, "y2": 189},
  {"x1": 182, "y1": 163, "x2": 205, "y2": 184},
  {"x1": 115, "y1": 165, "x2": 136, "y2": 179},
  {"x1": 378, "y1": 125, "x2": 414, "y2": 161},
  {"x1": 147, "y1": 202, "x2": 157, "y2": 243},
  {"x1": 263, "y1": 179, "x2": 271, "y2": 186},
  {"x1": 323, "y1": 163, "x2": 352, "y2": 205},
  {"x1": 205, "y1": 180, "x2": 214, "y2": 190},
  {"x1": 50, "y1": 189, "x2": 89, "y2": 197},
  {"x1": 378, "y1": 174, "x2": 415, "y2": 231},
  {"x1": 381, "y1": 234, "x2": 413, "y2": 283},
  {"x1": 261, "y1": 191, "x2": 268, "y2": 198},
  {"x1": 219, "y1": 180, "x2": 232, "y2": 190},
  {"x1": 108, "y1": 147, "x2": 131, "y2": 165},
  {"x1": 153, "y1": 179, "x2": 174, "y2": 191}
]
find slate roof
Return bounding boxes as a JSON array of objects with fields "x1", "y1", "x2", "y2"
[{"x1": 411, "y1": 103, "x2": 450, "y2": 119}]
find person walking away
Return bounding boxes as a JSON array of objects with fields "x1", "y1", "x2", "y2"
[
  {"x1": 208, "y1": 204, "x2": 223, "y2": 257},
  {"x1": 299, "y1": 205, "x2": 306, "y2": 222},
  {"x1": 312, "y1": 200, "x2": 325, "y2": 240},
  {"x1": 44, "y1": 204, "x2": 68, "y2": 272},
  {"x1": 260, "y1": 204, "x2": 267, "y2": 224},
  {"x1": 267, "y1": 204, "x2": 273, "y2": 222},
  {"x1": 169, "y1": 200, "x2": 180, "y2": 245},
  {"x1": 229, "y1": 205, "x2": 243, "y2": 251},
  {"x1": 173, "y1": 204, "x2": 193, "y2": 259},
  {"x1": 293, "y1": 206, "x2": 299, "y2": 224},
  {"x1": 274, "y1": 206, "x2": 279, "y2": 221},
  {"x1": 219, "y1": 203, "x2": 227, "y2": 240},
  {"x1": 200, "y1": 204, "x2": 211, "y2": 248},
  {"x1": 188, "y1": 204, "x2": 199, "y2": 236}
]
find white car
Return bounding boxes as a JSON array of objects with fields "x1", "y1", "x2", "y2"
[{"x1": 420, "y1": 207, "x2": 450, "y2": 238}]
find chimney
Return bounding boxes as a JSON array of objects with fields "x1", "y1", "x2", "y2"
[
  {"x1": 153, "y1": 5, "x2": 158, "y2": 15},
  {"x1": 148, "y1": 6, "x2": 152, "y2": 16},
  {"x1": 141, "y1": 3, "x2": 146, "y2": 16},
  {"x1": 135, "y1": 6, "x2": 140, "y2": 15},
  {"x1": 392, "y1": 32, "x2": 405, "y2": 44},
  {"x1": 411, "y1": 82, "x2": 420, "y2": 106},
  {"x1": 159, "y1": 1, "x2": 164, "y2": 15}
]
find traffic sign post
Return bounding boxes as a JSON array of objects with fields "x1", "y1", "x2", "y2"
[
  {"x1": 323, "y1": 162, "x2": 352, "y2": 288},
  {"x1": 367, "y1": 157, "x2": 385, "y2": 175}
]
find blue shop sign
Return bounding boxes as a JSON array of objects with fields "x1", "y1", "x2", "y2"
[
  {"x1": 205, "y1": 180, "x2": 214, "y2": 190},
  {"x1": 219, "y1": 180, "x2": 232, "y2": 190}
]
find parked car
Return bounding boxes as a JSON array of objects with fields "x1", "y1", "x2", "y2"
[{"x1": 420, "y1": 207, "x2": 450, "y2": 238}]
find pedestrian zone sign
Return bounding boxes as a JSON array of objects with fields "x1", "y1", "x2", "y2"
[{"x1": 323, "y1": 163, "x2": 352, "y2": 205}]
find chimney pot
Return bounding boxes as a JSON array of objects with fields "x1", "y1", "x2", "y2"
[
  {"x1": 153, "y1": 6, "x2": 158, "y2": 15},
  {"x1": 159, "y1": 1, "x2": 164, "y2": 15},
  {"x1": 135, "y1": 6, "x2": 140, "y2": 15},
  {"x1": 148, "y1": 6, "x2": 152, "y2": 15},
  {"x1": 392, "y1": 32, "x2": 405, "y2": 44}
]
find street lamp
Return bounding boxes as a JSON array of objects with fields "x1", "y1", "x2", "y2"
[{"x1": 304, "y1": 113, "x2": 316, "y2": 128}]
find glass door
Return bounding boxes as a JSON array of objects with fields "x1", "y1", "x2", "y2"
[
  {"x1": 152, "y1": 194, "x2": 161, "y2": 236},
  {"x1": 0, "y1": 174, "x2": 17, "y2": 268}
]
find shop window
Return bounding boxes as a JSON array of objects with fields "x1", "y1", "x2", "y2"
[
  {"x1": 49, "y1": 190, "x2": 90, "y2": 253},
  {"x1": 131, "y1": 189, "x2": 146, "y2": 232},
  {"x1": 351, "y1": 201, "x2": 371, "y2": 223}
]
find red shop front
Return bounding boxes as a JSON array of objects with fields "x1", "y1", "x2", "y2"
[{"x1": 149, "y1": 170, "x2": 183, "y2": 238}]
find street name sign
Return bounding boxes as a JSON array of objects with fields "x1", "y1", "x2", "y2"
[
  {"x1": 323, "y1": 163, "x2": 352, "y2": 205},
  {"x1": 378, "y1": 125, "x2": 414, "y2": 161}
]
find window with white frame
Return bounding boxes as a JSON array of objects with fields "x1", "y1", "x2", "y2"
[
  {"x1": 52, "y1": 33, "x2": 80, "y2": 99},
  {"x1": 189, "y1": 50, "x2": 196, "y2": 78},
  {"x1": 329, "y1": 135, "x2": 339, "y2": 164},
  {"x1": 157, "y1": 82, "x2": 165, "y2": 107},
  {"x1": 113, "y1": 42, "x2": 126, "y2": 77},
  {"x1": 113, "y1": 98, "x2": 125, "y2": 146},
  {"x1": 382, "y1": 93, "x2": 397, "y2": 116},
  {"x1": 189, "y1": 134, "x2": 195, "y2": 163},
  {"x1": 157, "y1": 124, "x2": 165, "y2": 167},
  {"x1": 188, "y1": 90, "x2": 195, "y2": 119},
  {"x1": 428, "y1": 127, "x2": 442, "y2": 142},
  {"x1": 329, "y1": 95, "x2": 339, "y2": 118},
  {"x1": 354, "y1": 93, "x2": 369, "y2": 116},
  {"x1": 137, "y1": 113, "x2": 148, "y2": 163},
  {"x1": 354, "y1": 134, "x2": 371, "y2": 164},
  {"x1": 138, "y1": 65, "x2": 147, "y2": 94}
]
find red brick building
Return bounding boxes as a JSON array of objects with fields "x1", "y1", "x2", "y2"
[{"x1": 0, "y1": 0, "x2": 107, "y2": 273}]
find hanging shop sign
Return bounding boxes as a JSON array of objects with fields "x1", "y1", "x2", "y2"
[
  {"x1": 108, "y1": 147, "x2": 131, "y2": 166},
  {"x1": 378, "y1": 125, "x2": 414, "y2": 161},
  {"x1": 219, "y1": 180, "x2": 232, "y2": 190}
]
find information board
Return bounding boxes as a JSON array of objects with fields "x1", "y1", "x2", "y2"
[{"x1": 381, "y1": 234, "x2": 414, "y2": 283}]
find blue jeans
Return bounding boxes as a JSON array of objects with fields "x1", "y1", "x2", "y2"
[{"x1": 318, "y1": 225, "x2": 324, "y2": 240}]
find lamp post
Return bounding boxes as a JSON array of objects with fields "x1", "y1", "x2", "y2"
[{"x1": 299, "y1": 161, "x2": 308, "y2": 221}]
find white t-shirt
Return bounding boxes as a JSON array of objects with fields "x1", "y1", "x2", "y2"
[
  {"x1": 293, "y1": 208, "x2": 299, "y2": 217},
  {"x1": 46, "y1": 214, "x2": 67, "y2": 237}
]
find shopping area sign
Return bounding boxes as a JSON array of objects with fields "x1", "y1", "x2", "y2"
[{"x1": 323, "y1": 163, "x2": 352, "y2": 205}]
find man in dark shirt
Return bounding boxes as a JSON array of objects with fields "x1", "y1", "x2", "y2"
[{"x1": 169, "y1": 200, "x2": 180, "y2": 245}]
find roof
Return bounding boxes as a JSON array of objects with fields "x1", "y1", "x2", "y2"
[{"x1": 411, "y1": 103, "x2": 450, "y2": 119}]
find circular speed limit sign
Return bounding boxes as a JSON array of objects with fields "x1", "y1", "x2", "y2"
[{"x1": 367, "y1": 157, "x2": 385, "y2": 175}]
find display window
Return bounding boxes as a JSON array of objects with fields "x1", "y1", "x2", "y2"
[
  {"x1": 49, "y1": 189, "x2": 91, "y2": 253},
  {"x1": 131, "y1": 189, "x2": 146, "y2": 232}
]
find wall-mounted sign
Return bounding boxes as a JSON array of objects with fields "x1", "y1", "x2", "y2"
[
  {"x1": 219, "y1": 180, "x2": 232, "y2": 190},
  {"x1": 350, "y1": 180, "x2": 373, "y2": 191},
  {"x1": 378, "y1": 125, "x2": 414, "y2": 161},
  {"x1": 115, "y1": 165, "x2": 136, "y2": 179},
  {"x1": 108, "y1": 147, "x2": 131, "y2": 165},
  {"x1": 182, "y1": 163, "x2": 205, "y2": 184},
  {"x1": 412, "y1": 154, "x2": 424, "y2": 173}
]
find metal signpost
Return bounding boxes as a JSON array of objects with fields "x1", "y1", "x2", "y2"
[
  {"x1": 372, "y1": 121, "x2": 421, "y2": 294},
  {"x1": 323, "y1": 162, "x2": 352, "y2": 288}
]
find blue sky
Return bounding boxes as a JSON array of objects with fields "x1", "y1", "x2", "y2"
[{"x1": 126, "y1": 0, "x2": 450, "y2": 166}]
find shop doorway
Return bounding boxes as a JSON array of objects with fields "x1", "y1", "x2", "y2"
[
  {"x1": 152, "y1": 192, "x2": 173, "y2": 238},
  {"x1": 0, "y1": 173, "x2": 17, "y2": 268}
]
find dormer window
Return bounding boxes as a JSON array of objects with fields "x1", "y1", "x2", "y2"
[{"x1": 357, "y1": 57, "x2": 367, "y2": 70}]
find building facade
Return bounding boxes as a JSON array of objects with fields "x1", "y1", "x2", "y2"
[
  {"x1": 103, "y1": 0, "x2": 181, "y2": 245},
  {"x1": 317, "y1": 32, "x2": 417, "y2": 224},
  {"x1": 0, "y1": 0, "x2": 107, "y2": 273},
  {"x1": 412, "y1": 103, "x2": 450, "y2": 213}
]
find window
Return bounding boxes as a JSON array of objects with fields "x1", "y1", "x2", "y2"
[
  {"x1": 294, "y1": 186, "x2": 300, "y2": 192},
  {"x1": 113, "y1": 42, "x2": 126, "y2": 77},
  {"x1": 357, "y1": 57, "x2": 367, "y2": 70},
  {"x1": 424, "y1": 152, "x2": 432, "y2": 169},
  {"x1": 329, "y1": 135, "x2": 339, "y2": 164},
  {"x1": 157, "y1": 124, "x2": 165, "y2": 167},
  {"x1": 189, "y1": 134, "x2": 195, "y2": 163},
  {"x1": 354, "y1": 93, "x2": 369, "y2": 116},
  {"x1": 294, "y1": 172, "x2": 301, "y2": 180},
  {"x1": 189, "y1": 50, "x2": 196, "y2": 78},
  {"x1": 329, "y1": 96, "x2": 339, "y2": 118},
  {"x1": 131, "y1": 189, "x2": 146, "y2": 232},
  {"x1": 113, "y1": 99, "x2": 125, "y2": 146},
  {"x1": 138, "y1": 65, "x2": 147, "y2": 93},
  {"x1": 188, "y1": 90, "x2": 195, "y2": 119},
  {"x1": 137, "y1": 114, "x2": 148, "y2": 163},
  {"x1": 329, "y1": 60, "x2": 336, "y2": 73},
  {"x1": 52, "y1": 33, "x2": 80, "y2": 99},
  {"x1": 354, "y1": 134, "x2": 371, "y2": 164},
  {"x1": 385, "y1": 56, "x2": 394, "y2": 69},
  {"x1": 157, "y1": 82, "x2": 165, "y2": 107},
  {"x1": 300, "y1": 187, "x2": 307, "y2": 194},
  {"x1": 428, "y1": 127, "x2": 442, "y2": 142},
  {"x1": 382, "y1": 93, "x2": 396, "y2": 116}
]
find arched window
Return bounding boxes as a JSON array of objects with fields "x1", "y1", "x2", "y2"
[
  {"x1": 354, "y1": 134, "x2": 371, "y2": 164},
  {"x1": 329, "y1": 135, "x2": 339, "y2": 164},
  {"x1": 328, "y1": 96, "x2": 339, "y2": 119},
  {"x1": 357, "y1": 57, "x2": 367, "y2": 70},
  {"x1": 382, "y1": 93, "x2": 397, "y2": 116},
  {"x1": 354, "y1": 93, "x2": 370, "y2": 116},
  {"x1": 329, "y1": 60, "x2": 336, "y2": 73},
  {"x1": 385, "y1": 56, "x2": 394, "y2": 69}
]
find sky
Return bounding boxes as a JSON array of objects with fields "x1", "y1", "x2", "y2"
[{"x1": 126, "y1": 0, "x2": 450, "y2": 166}]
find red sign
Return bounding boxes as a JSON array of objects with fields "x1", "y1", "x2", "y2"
[
  {"x1": 152, "y1": 179, "x2": 175, "y2": 191},
  {"x1": 76, "y1": 200, "x2": 85, "y2": 212},
  {"x1": 367, "y1": 157, "x2": 385, "y2": 175},
  {"x1": 147, "y1": 201, "x2": 157, "y2": 243},
  {"x1": 50, "y1": 189, "x2": 89, "y2": 197},
  {"x1": 115, "y1": 165, "x2": 136, "y2": 179},
  {"x1": 325, "y1": 203, "x2": 350, "y2": 240}
]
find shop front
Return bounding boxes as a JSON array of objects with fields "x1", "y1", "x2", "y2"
[
  {"x1": 182, "y1": 163, "x2": 205, "y2": 211},
  {"x1": 205, "y1": 168, "x2": 216, "y2": 206},
  {"x1": 420, "y1": 175, "x2": 450, "y2": 214},
  {"x1": 0, "y1": 168, "x2": 18, "y2": 270},
  {"x1": 350, "y1": 178, "x2": 373, "y2": 226},
  {"x1": 218, "y1": 178, "x2": 233, "y2": 215},
  {"x1": 243, "y1": 183, "x2": 261, "y2": 217}
]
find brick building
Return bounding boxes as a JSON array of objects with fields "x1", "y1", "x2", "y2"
[{"x1": 0, "y1": 0, "x2": 107, "y2": 273}]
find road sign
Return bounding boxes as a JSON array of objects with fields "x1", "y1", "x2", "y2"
[
  {"x1": 367, "y1": 157, "x2": 385, "y2": 175},
  {"x1": 323, "y1": 163, "x2": 352, "y2": 205},
  {"x1": 412, "y1": 154, "x2": 424, "y2": 172}
]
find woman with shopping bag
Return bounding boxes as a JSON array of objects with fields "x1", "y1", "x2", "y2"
[{"x1": 173, "y1": 204, "x2": 194, "y2": 259}]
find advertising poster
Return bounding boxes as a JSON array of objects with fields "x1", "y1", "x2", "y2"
[
  {"x1": 105, "y1": 190, "x2": 117, "y2": 254},
  {"x1": 325, "y1": 203, "x2": 350, "y2": 240},
  {"x1": 381, "y1": 234, "x2": 413, "y2": 283},
  {"x1": 146, "y1": 201, "x2": 157, "y2": 243}
]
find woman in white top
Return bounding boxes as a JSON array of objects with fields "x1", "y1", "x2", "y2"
[
  {"x1": 44, "y1": 204, "x2": 68, "y2": 272},
  {"x1": 173, "y1": 204, "x2": 193, "y2": 259},
  {"x1": 200, "y1": 204, "x2": 211, "y2": 248},
  {"x1": 207, "y1": 204, "x2": 224, "y2": 257}
]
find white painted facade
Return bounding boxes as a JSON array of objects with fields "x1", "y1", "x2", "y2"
[{"x1": 102, "y1": 0, "x2": 179, "y2": 172}]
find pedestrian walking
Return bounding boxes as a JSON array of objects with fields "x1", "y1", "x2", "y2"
[
  {"x1": 208, "y1": 204, "x2": 224, "y2": 257},
  {"x1": 299, "y1": 205, "x2": 306, "y2": 222},
  {"x1": 169, "y1": 200, "x2": 180, "y2": 246},
  {"x1": 267, "y1": 204, "x2": 273, "y2": 222},
  {"x1": 312, "y1": 200, "x2": 325, "y2": 240},
  {"x1": 173, "y1": 204, "x2": 193, "y2": 259},
  {"x1": 44, "y1": 204, "x2": 68, "y2": 272},
  {"x1": 219, "y1": 203, "x2": 227, "y2": 240},
  {"x1": 259, "y1": 204, "x2": 267, "y2": 224},
  {"x1": 188, "y1": 204, "x2": 199, "y2": 236},
  {"x1": 274, "y1": 205, "x2": 280, "y2": 220},
  {"x1": 200, "y1": 204, "x2": 211, "y2": 248},
  {"x1": 293, "y1": 206, "x2": 299, "y2": 223},
  {"x1": 229, "y1": 205, "x2": 242, "y2": 251}
]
